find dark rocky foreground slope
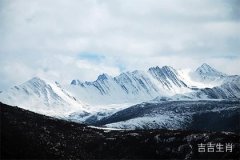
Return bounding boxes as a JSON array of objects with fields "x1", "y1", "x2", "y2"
[{"x1": 1, "y1": 102, "x2": 240, "y2": 159}]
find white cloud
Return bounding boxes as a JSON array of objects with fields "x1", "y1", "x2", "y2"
[{"x1": 0, "y1": 0, "x2": 239, "y2": 89}]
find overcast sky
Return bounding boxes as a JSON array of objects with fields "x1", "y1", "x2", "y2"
[{"x1": 0, "y1": 0, "x2": 239, "y2": 89}]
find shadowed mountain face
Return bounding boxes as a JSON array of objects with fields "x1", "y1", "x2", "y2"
[
  {"x1": 1, "y1": 102, "x2": 240, "y2": 159},
  {"x1": 90, "y1": 100, "x2": 240, "y2": 131}
]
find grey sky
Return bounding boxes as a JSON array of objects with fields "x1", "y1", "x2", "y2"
[{"x1": 0, "y1": 0, "x2": 239, "y2": 89}]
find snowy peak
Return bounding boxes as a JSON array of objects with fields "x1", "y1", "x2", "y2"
[
  {"x1": 1, "y1": 63, "x2": 239, "y2": 123},
  {"x1": 0, "y1": 77, "x2": 86, "y2": 116},
  {"x1": 30, "y1": 76, "x2": 44, "y2": 82},
  {"x1": 71, "y1": 80, "x2": 83, "y2": 86},
  {"x1": 195, "y1": 63, "x2": 226, "y2": 77},
  {"x1": 148, "y1": 66, "x2": 178, "y2": 77},
  {"x1": 97, "y1": 73, "x2": 111, "y2": 81},
  {"x1": 191, "y1": 63, "x2": 228, "y2": 84},
  {"x1": 71, "y1": 73, "x2": 112, "y2": 87},
  {"x1": 67, "y1": 65, "x2": 192, "y2": 105},
  {"x1": 148, "y1": 66, "x2": 161, "y2": 72},
  {"x1": 162, "y1": 66, "x2": 178, "y2": 74},
  {"x1": 148, "y1": 65, "x2": 187, "y2": 89},
  {"x1": 26, "y1": 76, "x2": 50, "y2": 89}
]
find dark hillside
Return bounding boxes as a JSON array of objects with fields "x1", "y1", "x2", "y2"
[{"x1": 1, "y1": 102, "x2": 239, "y2": 159}]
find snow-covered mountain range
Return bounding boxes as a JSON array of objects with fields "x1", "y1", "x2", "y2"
[
  {"x1": 67, "y1": 63, "x2": 238, "y2": 105},
  {"x1": 0, "y1": 77, "x2": 87, "y2": 116},
  {"x1": 67, "y1": 65, "x2": 191, "y2": 105},
  {"x1": 0, "y1": 63, "x2": 239, "y2": 127}
]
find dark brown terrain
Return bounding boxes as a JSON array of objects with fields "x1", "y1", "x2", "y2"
[{"x1": 1, "y1": 102, "x2": 239, "y2": 159}]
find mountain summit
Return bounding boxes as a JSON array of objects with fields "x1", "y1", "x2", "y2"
[
  {"x1": 193, "y1": 63, "x2": 227, "y2": 82},
  {"x1": 68, "y1": 65, "x2": 194, "y2": 105},
  {"x1": 196, "y1": 63, "x2": 226, "y2": 76},
  {"x1": 97, "y1": 73, "x2": 111, "y2": 81},
  {"x1": 0, "y1": 77, "x2": 87, "y2": 116},
  {"x1": 0, "y1": 63, "x2": 239, "y2": 118}
]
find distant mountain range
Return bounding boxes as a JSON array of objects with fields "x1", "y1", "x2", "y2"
[{"x1": 0, "y1": 63, "x2": 239, "y2": 129}]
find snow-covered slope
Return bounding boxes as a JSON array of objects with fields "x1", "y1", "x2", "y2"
[
  {"x1": 150, "y1": 75, "x2": 240, "y2": 101},
  {"x1": 191, "y1": 63, "x2": 227, "y2": 84},
  {"x1": 196, "y1": 75, "x2": 240, "y2": 99},
  {"x1": 148, "y1": 66, "x2": 188, "y2": 90},
  {"x1": 170, "y1": 75, "x2": 240, "y2": 100},
  {"x1": 95, "y1": 100, "x2": 240, "y2": 130},
  {"x1": 68, "y1": 66, "x2": 192, "y2": 105},
  {"x1": 0, "y1": 63, "x2": 239, "y2": 120},
  {"x1": 68, "y1": 64, "x2": 235, "y2": 106},
  {"x1": 0, "y1": 77, "x2": 87, "y2": 116}
]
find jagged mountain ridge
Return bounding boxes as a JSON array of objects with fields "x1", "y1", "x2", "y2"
[
  {"x1": 67, "y1": 66, "x2": 193, "y2": 105},
  {"x1": 0, "y1": 63, "x2": 239, "y2": 118},
  {"x1": 0, "y1": 77, "x2": 87, "y2": 116},
  {"x1": 193, "y1": 76, "x2": 240, "y2": 99},
  {"x1": 68, "y1": 64, "x2": 238, "y2": 105},
  {"x1": 171, "y1": 75, "x2": 240, "y2": 100}
]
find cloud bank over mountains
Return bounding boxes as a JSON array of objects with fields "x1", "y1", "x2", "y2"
[{"x1": 0, "y1": 0, "x2": 239, "y2": 89}]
